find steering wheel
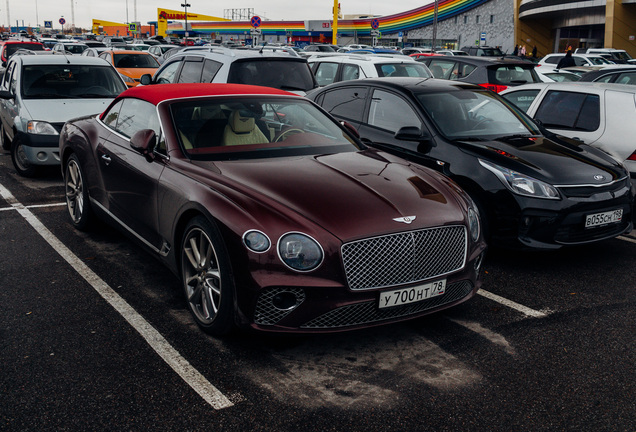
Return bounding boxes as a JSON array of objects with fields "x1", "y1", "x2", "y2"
[
  {"x1": 274, "y1": 128, "x2": 304, "y2": 142},
  {"x1": 472, "y1": 118, "x2": 494, "y2": 130}
]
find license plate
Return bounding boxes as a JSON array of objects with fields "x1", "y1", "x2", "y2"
[
  {"x1": 378, "y1": 279, "x2": 446, "y2": 309},
  {"x1": 585, "y1": 209, "x2": 623, "y2": 228}
]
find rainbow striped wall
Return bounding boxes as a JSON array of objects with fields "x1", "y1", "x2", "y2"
[{"x1": 178, "y1": 0, "x2": 490, "y2": 36}]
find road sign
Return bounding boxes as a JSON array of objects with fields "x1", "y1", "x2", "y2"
[
  {"x1": 251, "y1": 16, "x2": 261, "y2": 28},
  {"x1": 371, "y1": 18, "x2": 379, "y2": 30},
  {"x1": 59, "y1": 18, "x2": 66, "y2": 25},
  {"x1": 44, "y1": 21, "x2": 52, "y2": 28},
  {"x1": 480, "y1": 32, "x2": 486, "y2": 44},
  {"x1": 250, "y1": 28, "x2": 262, "y2": 35},
  {"x1": 370, "y1": 29, "x2": 380, "y2": 36}
]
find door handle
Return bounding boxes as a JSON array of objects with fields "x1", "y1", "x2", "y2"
[{"x1": 101, "y1": 154, "x2": 112, "y2": 165}]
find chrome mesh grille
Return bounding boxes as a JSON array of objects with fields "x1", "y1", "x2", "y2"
[
  {"x1": 254, "y1": 287, "x2": 306, "y2": 325},
  {"x1": 341, "y1": 225, "x2": 467, "y2": 291},
  {"x1": 301, "y1": 280, "x2": 473, "y2": 329}
]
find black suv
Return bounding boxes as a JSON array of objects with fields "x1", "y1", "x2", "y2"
[
  {"x1": 415, "y1": 56, "x2": 541, "y2": 93},
  {"x1": 140, "y1": 47, "x2": 317, "y2": 95}
]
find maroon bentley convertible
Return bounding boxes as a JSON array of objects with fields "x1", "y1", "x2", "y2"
[{"x1": 59, "y1": 83, "x2": 487, "y2": 335}]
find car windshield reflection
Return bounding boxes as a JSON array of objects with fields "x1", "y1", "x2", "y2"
[
  {"x1": 416, "y1": 89, "x2": 540, "y2": 140},
  {"x1": 21, "y1": 65, "x2": 127, "y2": 99},
  {"x1": 170, "y1": 97, "x2": 361, "y2": 160}
]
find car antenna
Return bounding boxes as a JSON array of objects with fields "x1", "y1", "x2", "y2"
[{"x1": 259, "y1": 42, "x2": 267, "y2": 54}]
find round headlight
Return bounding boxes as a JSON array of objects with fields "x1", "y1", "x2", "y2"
[
  {"x1": 277, "y1": 233, "x2": 324, "y2": 272},
  {"x1": 243, "y1": 230, "x2": 271, "y2": 253},
  {"x1": 468, "y1": 208, "x2": 480, "y2": 242}
]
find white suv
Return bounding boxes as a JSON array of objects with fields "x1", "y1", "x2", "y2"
[
  {"x1": 307, "y1": 54, "x2": 432, "y2": 86},
  {"x1": 538, "y1": 53, "x2": 614, "y2": 67},
  {"x1": 575, "y1": 48, "x2": 636, "y2": 65},
  {"x1": 141, "y1": 47, "x2": 317, "y2": 95}
]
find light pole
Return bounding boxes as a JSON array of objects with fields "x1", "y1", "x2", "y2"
[{"x1": 181, "y1": 2, "x2": 190, "y2": 45}]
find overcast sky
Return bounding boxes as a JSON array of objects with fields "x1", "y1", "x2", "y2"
[{"x1": 3, "y1": 1, "x2": 432, "y2": 29}]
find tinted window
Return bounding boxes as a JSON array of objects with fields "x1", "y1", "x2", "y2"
[
  {"x1": 535, "y1": 91, "x2": 600, "y2": 131},
  {"x1": 5, "y1": 43, "x2": 45, "y2": 57},
  {"x1": 319, "y1": 87, "x2": 368, "y2": 122},
  {"x1": 615, "y1": 72, "x2": 636, "y2": 85},
  {"x1": 178, "y1": 59, "x2": 204, "y2": 83},
  {"x1": 368, "y1": 89, "x2": 421, "y2": 132},
  {"x1": 228, "y1": 59, "x2": 315, "y2": 92},
  {"x1": 313, "y1": 62, "x2": 339, "y2": 86},
  {"x1": 501, "y1": 89, "x2": 540, "y2": 112},
  {"x1": 490, "y1": 66, "x2": 539, "y2": 85},
  {"x1": 201, "y1": 59, "x2": 222, "y2": 82},
  {"x1": 113, "y1": 53, "x2": 160, "y2": 68},
  {"x1": 428, "y1": 59, "x2": 457, "y2": 79}
]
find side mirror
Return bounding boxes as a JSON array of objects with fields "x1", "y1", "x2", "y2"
[
  {"x1": 0, "y1": 90, "x2": 14, "y2": 100},
  {"x1": 130, "y1": 129, "x2": 157, "y2": 162},
  {"x1": 139, "y1": 74, "x2": 153, "y2": 86},
  {"x1": 394, "y1": 126, "x2": 430, "y2": 142}
]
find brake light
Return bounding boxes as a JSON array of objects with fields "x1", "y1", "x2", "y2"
[
  {"x1": 478, "y1": 83, "x2": 509, "y2": 93},
  {"x1": 627, "y1": 151, "x2": 636, "y2": 161}
]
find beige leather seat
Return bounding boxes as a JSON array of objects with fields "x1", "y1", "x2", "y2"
[{"x1": 222, "y1": 110, "x2": 268, "y2": 146}]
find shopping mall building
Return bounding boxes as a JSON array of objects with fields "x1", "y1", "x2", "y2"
[{"x1": 164, "y1": 0, "x2": 635, "y2": 57}]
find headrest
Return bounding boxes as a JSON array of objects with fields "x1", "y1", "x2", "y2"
[{"x1": 229, "y1": 110, "x2": 255, "y2": 134}]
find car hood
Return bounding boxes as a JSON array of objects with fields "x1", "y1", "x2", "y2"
[
  {"x1": 21, "y1": 98, "x2": 113, "y2": 123},
  {"x1": 200, "y1": 150, "x2": 467, "y2": 241},
  {"x1": 455, "y1": 135, "x2": 626, "y2": 185}
]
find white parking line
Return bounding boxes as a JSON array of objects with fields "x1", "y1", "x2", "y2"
[
  {"x1": 0, "y1": 182, "x2": 234, "y2": 410},
  {"x1": 618, "y1": 235, "x2": 636, "y2": 245},
  {"x1": 478, "y1": 289, "x2": 548, "y2": 318}
]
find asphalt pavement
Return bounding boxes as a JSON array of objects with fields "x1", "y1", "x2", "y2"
[{"x1": 0, "y1": 151, "x2": 634, "y2": 431}]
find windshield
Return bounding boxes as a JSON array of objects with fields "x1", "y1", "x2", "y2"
[
  {"x1": 113, "y1": 53, "x2": 160, "y2": 68},
  {"x1": 588, "y1": 56, "x2": 612, "y2": 65},
  {"x1": 171, "y1": 97, "x2": 361, "y2": 161},
  {"x1": 21, "y1": 64, "x2": 127, "y2": 99},
  {"x1": 416, "y1": 89, "x2": 541, "y2": 140},
  {"x1": 65, "y1": 44, "x2": 87, "y2": 54},
  {"x1": 375, "y1": 62, "x2": 432, "y2": 78},
  {"x1": 228, "y1": 60, "x2": 316, "y2": 92}
]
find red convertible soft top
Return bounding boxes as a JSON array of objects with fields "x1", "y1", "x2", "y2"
[{"x1": 118, "y1": 83, "x2": 297, "y2": 106}]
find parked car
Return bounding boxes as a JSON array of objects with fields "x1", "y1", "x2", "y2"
[
  {"x1": 538, "y1": 53, "x2": 613, "y2": 67},
  {"x1": 416, "y1": 56, "x2": 542, "y2": 93},
  {"x1": 51, "y1": 42, "x2": 89, "y2": 55},
  {"x1": 436, "y1": 49, "x2": 469, "y2": 56},
  {"x1": 308, "y1": 54, "x2": 431, "y2": 86},
  {"x1": 83, "y1": 41, "x2": 106, "y2": 48},
  {"x1": 98, "y1": 50, "x2": 160, "y2": 87},
  {"x1": 147, "y1": 44, "x2": 178, "y2": 63},
  {"x1": 0, "y1": 55, "x2": 127, "y2": 176},
  {"x1": 0, "y1": 40, "x2": 45, "y2": 65},
  {"x1": 500, "y1": 82, "x2": 636, "y2": 180},
  {"x1": 534, "y1": 66, "x2": 580, "y2": 82},
  {"x1": 402, "y1": 47, "x2": 435, "y2": 56},
  {"x1": 141, "y1": 47, "x2": 317, "y2": 95},
  {"x1": 59, "y1": 82, "x2": 487, "y2": 335},
  {"x1": 574, "y1": 48, "x2": 636, "y2": 65},
  {"x1": 460, "y1": 46, "x2": 504, "y2": 57},
  {"x1": 303, "y1": 44, "x2": 338, "y2": 53},
  {"x1": 577, "y1": 66, "x2": 636, "y2": 85},
  {"x1": 308, "y1": 78, "x2": 634, "y2": 249}
]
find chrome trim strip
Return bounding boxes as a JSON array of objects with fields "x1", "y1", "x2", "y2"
[
  {"x1": 90, "y1": 198, "x2": 168, "y2": 257},
  {"x1": 554, "y1": 176, "x2": 629, "y2": 188}
]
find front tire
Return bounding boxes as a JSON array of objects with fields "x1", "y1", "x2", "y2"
[
  {"x1": 11, "y1": 137, "x2": 38, "y2": 177},
  {"x1": 181, "y1": 216, "x2": 235, "y2": 336},
  {"x1": 64, "y1": 153, "x2": 93, "y2": 230}
]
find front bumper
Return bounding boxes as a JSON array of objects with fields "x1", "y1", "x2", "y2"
[{"x1": 15, "y1": 131, "x2": 60, "y2": 166}]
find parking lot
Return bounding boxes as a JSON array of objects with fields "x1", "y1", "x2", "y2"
[{"x1": 1, "y1": 146, "x2": 635, "y2": 431}]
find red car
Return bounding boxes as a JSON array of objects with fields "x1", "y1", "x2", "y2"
[
  {"x1": 0, "y1": 40, "x2": 45, "y2": 66},
  {"x1": 59, "y1": 83, "x2": 486, "y2": 336}
]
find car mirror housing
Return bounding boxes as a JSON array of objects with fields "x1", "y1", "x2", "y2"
[
  {"x1": 139, "y1": 74, "x2": 153, "y2": 86},
  {"x1": 130, "y1": 129, "x2": 157, "y2": 161},
  {"x1": 394, "y1": 126, "x2": 430, "y2": 142},
  {"x1": 0, "y1": 90, "x2": 14, "y2": 100}
]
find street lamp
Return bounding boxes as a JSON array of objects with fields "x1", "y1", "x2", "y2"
[{"x1": 181, "y1": 2, "x2": 190, "y2": 45}]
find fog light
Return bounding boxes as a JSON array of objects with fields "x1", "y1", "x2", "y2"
[
  {"x1": 37, "y1": 152, "x2": 47, "y2": 161},
  {"x1": 272, "y1": 291, "x2": 299, "y2": 310},
  {"x1": 474, "y1": 252, "x2": 485, "y2": 273}
]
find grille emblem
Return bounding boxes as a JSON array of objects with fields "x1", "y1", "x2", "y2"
[
  {"x1": 393, "y1": 216, "x2": 416, "y2": 224},
  {"x1": 594, "y1": 174, "x2": 605, "y2": 181}
]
